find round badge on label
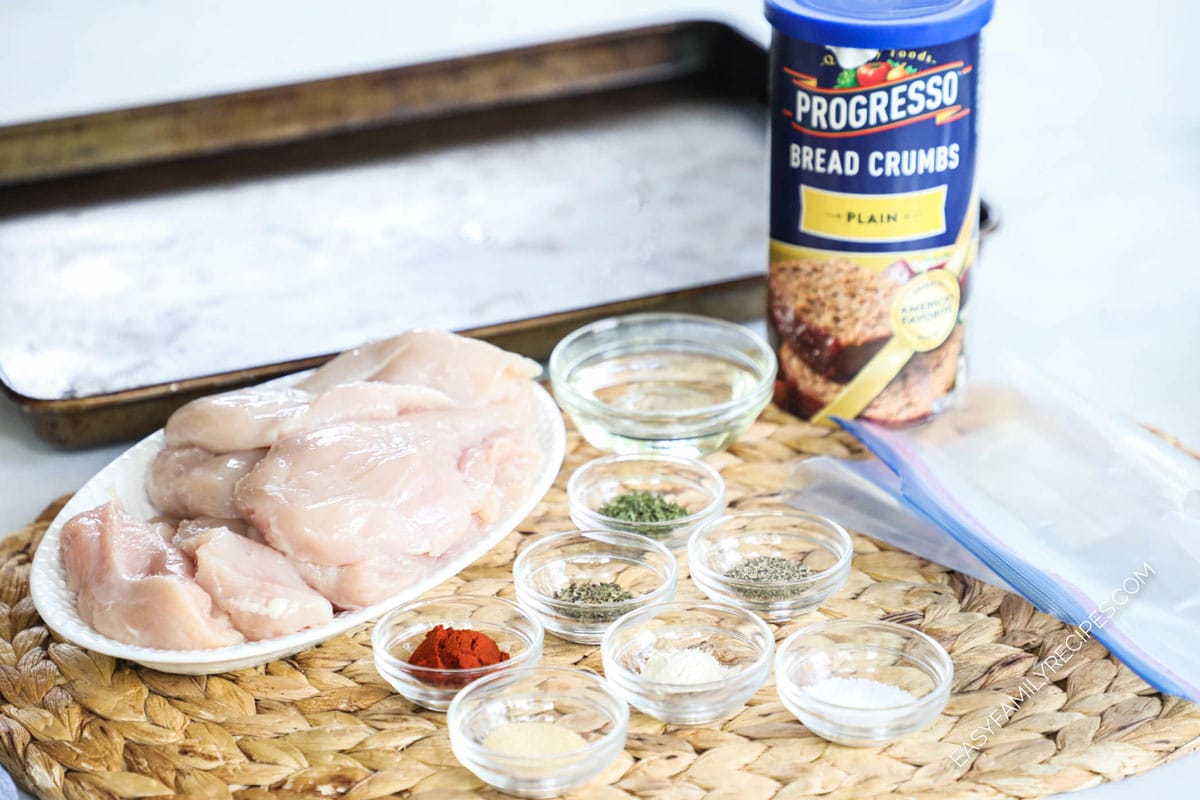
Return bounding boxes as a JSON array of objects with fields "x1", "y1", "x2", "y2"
[{"x1": 890, "y1": 269, "x2": 961, "y2": 352}]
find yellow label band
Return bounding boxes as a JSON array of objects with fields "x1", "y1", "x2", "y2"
[
  {"x1": 799, "y1": 185, "x2": 948, "y2": 243},
  {"x1": 809, "y1": 189, "x2": 977, "y2": 426}
]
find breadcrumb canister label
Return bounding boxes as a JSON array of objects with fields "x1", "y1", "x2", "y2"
[{"x1": 764, "y1": 1, "x2": 990, "y2": 426}]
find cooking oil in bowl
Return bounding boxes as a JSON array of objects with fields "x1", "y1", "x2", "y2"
[
  {"x1": 577, "y1": 350, "x2": 762, "y2": 414},
  {"x1": 550, "y1": 314, "x2": 777, "y2": 457}
]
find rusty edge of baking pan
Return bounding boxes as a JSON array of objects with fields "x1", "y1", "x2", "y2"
[{"x1": 0, "y1": 21, "x2": 750, "y2": 187}]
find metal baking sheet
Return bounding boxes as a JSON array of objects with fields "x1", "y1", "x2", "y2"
[
  {"x1": 0, "y1": 91, "x2": 766, "y2": 400},
  {"x1": 0, "y1": 22, "x2": 771, "y2": 445}
]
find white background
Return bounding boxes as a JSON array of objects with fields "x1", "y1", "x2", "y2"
[{"x1": 1, "y1": 1, "x2": 1198, "y2": 797}]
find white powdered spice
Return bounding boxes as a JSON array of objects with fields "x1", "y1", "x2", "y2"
[
  {"x1": 639, "y1": 648, "x2": 729, "y2": 685},
  {"x1": 482, "y1": 721, "x2": 588, "y2": 756},
  {"x1": 801, "y1": 676, "x2": 915, "y2": 708}
]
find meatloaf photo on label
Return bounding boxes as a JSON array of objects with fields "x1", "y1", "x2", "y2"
[
  {"x1": 778, "y1": 326, "x2": 964, "y2": 425},
  {"x1": 768, "y1": 256, "x2": 906, "y2": 382}
]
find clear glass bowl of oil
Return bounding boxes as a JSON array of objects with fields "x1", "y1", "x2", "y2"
[{"x1": 549, "y1": 313, "x2": 777, "y2": 456}]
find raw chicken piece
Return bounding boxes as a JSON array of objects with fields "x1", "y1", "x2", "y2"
[
  {"x1": 62, "y1": 502, "x2": 190, "y2": 592},
  {"x1": 59, "y1": 503, "x2": 244, "y2": 649},
  {"x1": 163, "y1": 382, "x2": 453, "y2": 452},
  {"x1": 236, "y1": 409, "x2": 537, "y2": 566},
  {"x1": 147, "y1": 446, "x2": 265, "y2": 519},
  {"x1": 176, "y1": 526, "x2": 333, "y2": 640},
  {"x1": 460, "y1": 431, "x2": 543, "y2": 526},
  {"x1": 292, "y1": 554, "x2": 434, "y2": 610},
  {"x1": 296, "y1": 337, "x2": 414, "y2": 392},
  {"x1": 165, "y1": 387, "x2": 310, "y2": 451},
  {"x1": 176, "y1": 517, "x2": 267, "y2": 543},
  {"x1": 88, "y1": 577, "x2": 246, "y2": 650},
  {"x1": 368, "y1": 332, "x2": 541, "y2": 405},
  {"x1": 306, "y1": 382, "x2": 454, "y2": 427},
  {"x1": 299, "y1": 330, "x2": 541, "y2": 404}
]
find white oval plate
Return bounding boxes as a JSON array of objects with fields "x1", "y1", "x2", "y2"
[{"x1": 30, "y1": 374, "x2": 565, "y2": 674}]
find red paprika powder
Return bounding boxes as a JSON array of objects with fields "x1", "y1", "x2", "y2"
[{"x1": 409, "y1": 625, "x2": 510, "y2": 672}]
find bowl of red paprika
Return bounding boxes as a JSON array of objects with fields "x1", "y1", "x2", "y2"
[{"x1": 373, "y1": 594, "x2": 545, "y2": 711}]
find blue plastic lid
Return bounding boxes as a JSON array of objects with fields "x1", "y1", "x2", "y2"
[{"x1": 765, "y1": 0, "x2": 994, "y2": 48}]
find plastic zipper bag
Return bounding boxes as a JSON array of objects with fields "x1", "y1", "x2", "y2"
[
  {"x1": 785, "y1": 456, "x2": 1010, "y2": 589},
  {"x1": 789, "y1": 359, "x2": 1200, "y2": 701}
]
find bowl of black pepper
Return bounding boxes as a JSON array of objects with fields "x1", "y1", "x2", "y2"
[
  {"x1": 687, "y1": 510, "x2": 853, "y2": 622},
  {"x1": 567, "y1": 453, "x2": 725, "y2": 550},
  {"x1": 513, "y1": 530, "x2": 678, "y2": 644}
]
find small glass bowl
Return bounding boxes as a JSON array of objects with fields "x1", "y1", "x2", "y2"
[
  {"x1": 513, "y1": 530, "x2": 678, "y2": 644},
  {"x1": 601, "y1": 601, "x2": 773, "y2": 724},
  {"x1": 688, "y1": 510, "x2": 853, "y2": 621},
  {"x1": 372, "y1": 594, "x2": 544, "y2": 711},
  {"x1": 549, "y1": 313, "x2": 776, "y2": 457},
  {"x1": 567, "y1": 453, "x2": 725, "y2": 550},
  {"x1": 775, "y1": 619, "x2": 953, "y2": 746},
  {"x1": 448, "y1": 666, "x2": 629, "y2": 799}
]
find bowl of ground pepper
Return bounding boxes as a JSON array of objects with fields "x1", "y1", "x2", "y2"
[
  {"x1": 372, "y1": 594, "x2": 544, "y2": 711},
  {"x1": 568, "y1": 453, "x2": 725, "y2": 550},
  {"x1": 688, "y1": 510, "x2": 853, "y2": 621},
  {"x1": 513, "y1": 530, "x2": 677, "y2": 644}
]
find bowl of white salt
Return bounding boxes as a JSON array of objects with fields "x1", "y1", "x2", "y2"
[
  {"x1": 600, "y1": 601, "x2": 773, "y2": 724},
  {"x1": 774, "y1": 619, "x2": 953, "y2": 746}
]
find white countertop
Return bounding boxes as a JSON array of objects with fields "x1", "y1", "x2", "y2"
[{"x1": 1, "y1": 1, "x2": 1197, "y2": 798}]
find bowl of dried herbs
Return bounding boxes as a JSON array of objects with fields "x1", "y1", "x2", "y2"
[{"x1": 567, "y1": 453, "x2": 724, "y2": 550}]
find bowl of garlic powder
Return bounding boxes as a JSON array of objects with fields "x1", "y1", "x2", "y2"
[{"x1": 448, "y1": 666, "x2": 628, "y2": 798}]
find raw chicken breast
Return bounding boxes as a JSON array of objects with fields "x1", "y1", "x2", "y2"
[
  {"x1": 460, "y1": 431, "x2": 545, "y2": 526},
  {"x1": 89, "y1": 577, "x2": 246, "y2": 651},
  {"x1": 296, "y1": 337, "x2": 413, "y2": 392},
  {"x1": 300, "y1": 330, "x2": 541, "y2": 404},
  {"x1": 177, "y1": 526, "x2": 333, "y2": 640},
  {"x1": 88, "y1": 577, "x2": 250, "y2": 650},
  {"x1": 236, "y1": 419, "x2": 476, "y2": 565},
  {"x1": 60, "y1": 503, "x2": 244, "y2": 649},
  {"x1": 236, "y1": 408, "x2": 539, "y2": 566},
  {"x1": 163, "y1": 382, "x2": 453, "y2": 452},
  {"x1": 176, "y1": 517, "x2": 267, "y2": 543},
  {"x1": 306, "y1": 382, "x2": 454, "y2": 427},
  {"x1": 147, "y1": 446, "x2": 265, "y2": 519},
  {"x1": 165, "y1": 387, "x2": 310, "y2": 451},
  {"x1": 292, "y1": 555, "x2": 434, "y2": 610},
  {"x1": 369, "y1": 332, "x2": 541, "y2": 405},
  {"x1": 61, "y1": 502, "x2": 190, "y2": 593}
]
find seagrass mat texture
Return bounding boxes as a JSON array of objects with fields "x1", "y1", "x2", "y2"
[{"x1": 0, "y1": 405, "x2": 1198, "y2": 800}]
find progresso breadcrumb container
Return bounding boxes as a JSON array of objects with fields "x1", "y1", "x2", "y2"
[{"x1": 764, "y1": 0, "x2": 994, "y2": 425}]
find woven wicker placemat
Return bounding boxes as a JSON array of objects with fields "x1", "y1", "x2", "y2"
[{"x1": 0, "y1": 405, "x2": 1198, "y2": 800}]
